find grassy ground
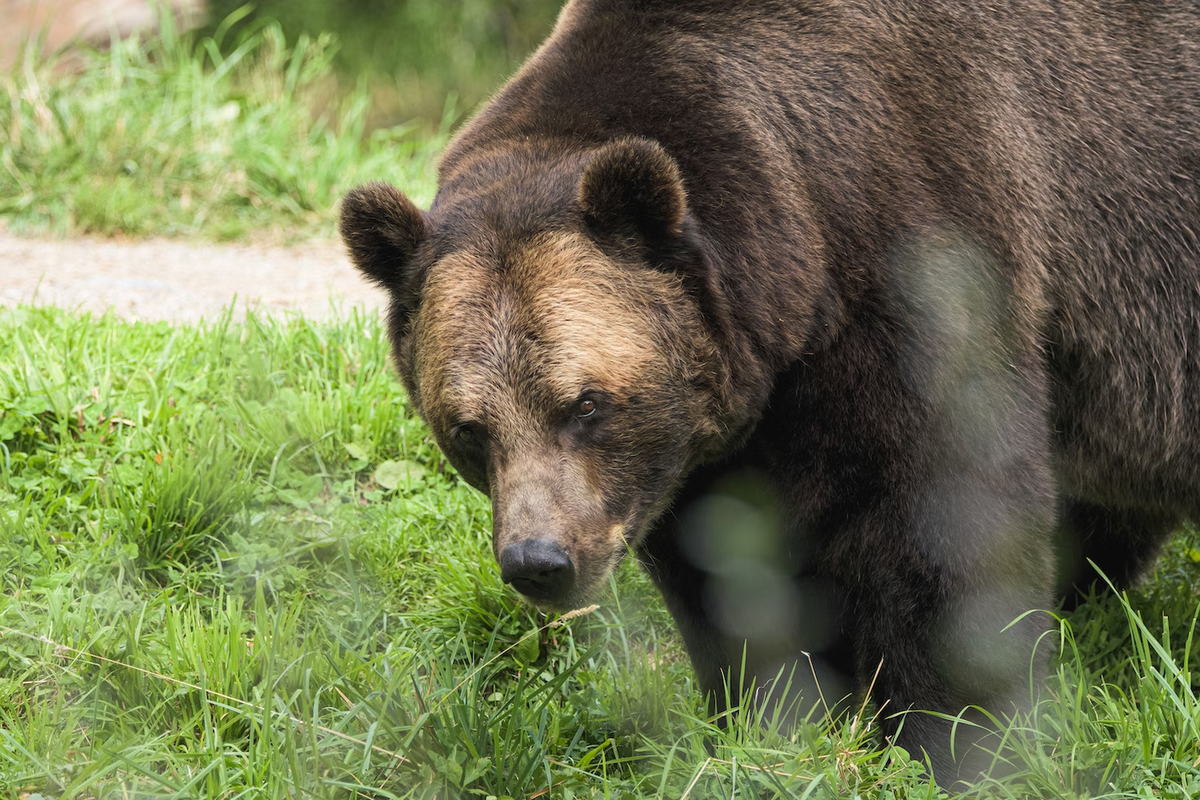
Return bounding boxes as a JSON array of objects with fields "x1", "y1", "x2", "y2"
[
  {"x1": 2, "y1": 306, "x2": 1199, "y2": 799},
  {"x1": 2, "y1": 14, "x2": 1200, "y2": 800}
]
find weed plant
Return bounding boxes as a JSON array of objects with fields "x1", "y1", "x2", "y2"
[
  {"x1": 1, "y1": 305, "x2": 1199, "y2": 798},
  {"x1": 0, "y1": 9, "x2": 443, "y2": 240}
]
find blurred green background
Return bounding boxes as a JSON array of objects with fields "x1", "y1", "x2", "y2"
[{"x1": 205, "y1": 0, "x2": 565, "y2": 128}]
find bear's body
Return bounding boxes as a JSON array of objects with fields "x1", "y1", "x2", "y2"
[{"x1": 341, "y1": 0, "x2": 1200, "y2": 784}]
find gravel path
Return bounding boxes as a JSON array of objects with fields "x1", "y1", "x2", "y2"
[{"x1": 0, "y1": 230, "x2": 386, "y2": 323}]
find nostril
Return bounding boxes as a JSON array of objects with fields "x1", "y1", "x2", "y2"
[{"x1": 500, "y1": 538, "x2": 575, "y2": 601}]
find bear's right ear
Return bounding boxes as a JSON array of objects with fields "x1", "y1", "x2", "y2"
[{"x1": 339, "y1": 182, "x2": 426, "y2": 293}]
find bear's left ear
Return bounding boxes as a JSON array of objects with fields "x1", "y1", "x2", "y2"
[
  {"x1": 339, "y1": 181, "x2": 426, "y2": 293},
  {"x1": 578, "y1": 138, "x2": 687, "y2": 243}
]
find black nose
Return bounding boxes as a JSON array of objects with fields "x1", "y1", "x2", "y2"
[{"x1": 499, "y1": 538, "x2": 575, "y2": 601}]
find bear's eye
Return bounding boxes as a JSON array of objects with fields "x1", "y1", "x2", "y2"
[
  {"x1": 452, "y1": 422, "x2": 484, "y2": 446},
  {"x1": 576, "y1": 398, "x2": 597, "y2": 419}
]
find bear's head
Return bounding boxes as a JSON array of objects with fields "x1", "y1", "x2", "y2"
[{"x1": 340, "y1": 138, "x2": 733, "y2": 611}]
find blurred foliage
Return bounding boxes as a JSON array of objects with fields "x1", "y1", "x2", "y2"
[
  {"x1": 204, "y1": 0, "x2": 565, "y2": 128},
  {"x1": 1, "y1": 12, "x2": 443, "y2": 240}
]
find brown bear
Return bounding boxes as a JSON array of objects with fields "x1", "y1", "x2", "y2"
[{"x1": 339, "y1": 0, "x2": 1200, "y2": 786}]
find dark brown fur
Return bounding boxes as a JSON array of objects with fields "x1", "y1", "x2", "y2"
[{"x1": 340, "y1": 0, "x2": 1200, "y2": 786}]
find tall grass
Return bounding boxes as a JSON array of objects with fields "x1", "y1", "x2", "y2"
[
  {"x1": 1, "y1": 305, "x2": 1199, "y2": 798},
  {"x1": 0, "y1": 9, "x2": 443, "y2": 240},
  {"x1": 204, "y1": 0, "x2": 564, "y2": 126}
]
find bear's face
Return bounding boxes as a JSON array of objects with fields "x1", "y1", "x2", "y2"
[
  {"x1": 342, "y1": 139, "x2": 727, "y2": 610},
  {"x1": 412, "y1": 232, "x2": 718, "y2": 609}
]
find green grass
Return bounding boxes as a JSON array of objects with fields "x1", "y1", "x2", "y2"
[
  {"x1": 0, "y1": 9, "x2": 443, "y2": 241},
  {"x1": 1, "y1": 305, "x2": 1199, "y2": 799},
  {"x1": 203, "y1": 0, "x2": 563, "y2": 128}
]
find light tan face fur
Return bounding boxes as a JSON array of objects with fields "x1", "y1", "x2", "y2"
[{"x1": 406, "y1": 231, "x2": 713, "y2": 609}]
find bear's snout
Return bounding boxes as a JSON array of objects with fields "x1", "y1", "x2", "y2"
[{"x1": 499, "y1": 538, "x2": 575, "y2": 603}]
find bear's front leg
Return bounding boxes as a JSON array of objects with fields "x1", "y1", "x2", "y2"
[
  {"x1": 837, "y1": 479, "x2": 1055, "y2": 786},
  {"x1": 804, "y1": 339, "x2": 1059, "y2": 785},
  {"x1": 637, "y1": 459, "x2": 858, "y2": 729}
]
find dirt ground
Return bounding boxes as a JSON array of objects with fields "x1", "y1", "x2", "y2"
[{"x1": 0, "y1": 229, "x2": 386, "y2": 323}]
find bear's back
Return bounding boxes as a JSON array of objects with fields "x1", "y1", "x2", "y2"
[{"x1": 438, "y1": 0, "x2": 1200, "y2": 511}]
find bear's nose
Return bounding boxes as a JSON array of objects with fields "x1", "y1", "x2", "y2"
[{"x1": 499, "y1": 538, "x2": 575, "y2": 602}]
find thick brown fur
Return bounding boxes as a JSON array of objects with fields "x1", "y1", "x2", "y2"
[{"x1": 340, "y1": 0, "x2": 1200, "y2": 787}]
